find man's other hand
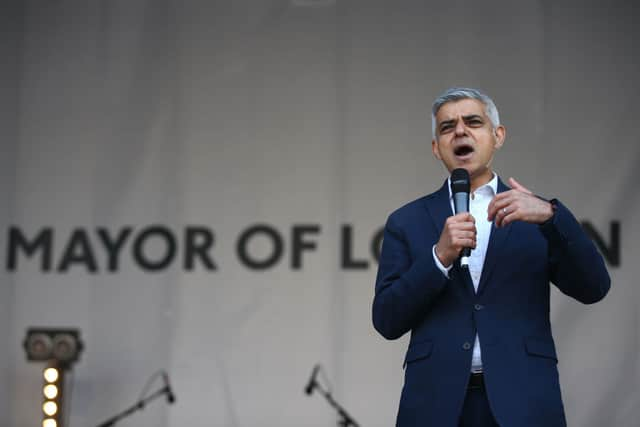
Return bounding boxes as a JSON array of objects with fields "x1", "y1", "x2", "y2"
[{"x1": 487, "y1": 177, "x2": 554, "y2": 227}]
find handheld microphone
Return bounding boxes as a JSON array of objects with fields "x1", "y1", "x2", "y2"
[
  {"x1": 450, "y1": 168, "x2": 471, "y2": 269},
  {"x1": 161, "y1": 372, "x2": 176, "y2": 404},
  {"x1": 304, "y1": 364, "x2": 320, "y2": 395}
]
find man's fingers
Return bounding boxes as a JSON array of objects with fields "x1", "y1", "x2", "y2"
[
  {"x1": 492, "y1": 201, "x2": 512, "y2": 226},
  {"x1": 453, "y1": 230, "x2": 476, "y2": 240},
  {"x1": 448, "y1": 221, "x2": 477, "y2": 235},
  {"x1": 453, "y1": 238, "x2": 476, "y2": 249},
  {"x1": 450, "y1": 212, "x2": 475, "y2": 222},
  {"x1": 497, "y1": 210, "x2": 518, "y2": 227},
  {"x1": 457, "y1": 222, "x2": 477, "y2": 231},
  {"x1": 488, "y1": 196, "x2": 513, "y2": 220},
  {"x1": 495, "y1": 205, "x2": 524, "y2": 227}
]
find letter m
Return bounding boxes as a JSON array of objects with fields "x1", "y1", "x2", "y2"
[{"x1": 7, "y1": 227, "x2": 53, "y2": 271}]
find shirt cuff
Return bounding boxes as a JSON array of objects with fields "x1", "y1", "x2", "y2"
[{"x1": 432, "y1": 245, "x2": 453, "y2": 278}]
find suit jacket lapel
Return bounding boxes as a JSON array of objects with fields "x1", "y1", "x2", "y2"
[
  {"x1": 423, "y1": 179, "x2": 475, "y2": 299},
  {"x1": 423, "y1": 179, "x2": 452, "y2": 236},
  {"x1": 477, "y1": 177, "x2": 513, "y2": 296}
]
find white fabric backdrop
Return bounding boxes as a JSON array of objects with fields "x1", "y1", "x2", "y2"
[{"x1": 1, "y1": 1, "x2": 638, "y2": 426}]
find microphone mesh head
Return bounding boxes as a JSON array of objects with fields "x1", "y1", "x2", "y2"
[{"x1": 450, "y1": 168, "x2": 470, "y2": 194}]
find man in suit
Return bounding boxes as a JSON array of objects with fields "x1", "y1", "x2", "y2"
[{"x1": 372, "y1": 87, "x2": 610, "y2": 427}]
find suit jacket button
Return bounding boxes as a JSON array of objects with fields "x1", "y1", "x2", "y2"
[
  {"x1": 474, "y1": 304, "x2": 484, "y2": 311},
  {"x1": 462, "y1": 342, "x2": 472, "y2": 350}
]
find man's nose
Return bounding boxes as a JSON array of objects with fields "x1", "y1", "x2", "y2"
[{"x1": 454, "y1": 120, "x2": 467, "y2": 136}]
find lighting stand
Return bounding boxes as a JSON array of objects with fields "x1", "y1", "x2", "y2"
[
  {"x1": 314, "y1": 382, "x2": 360, "y2": 427},
  {"x1": 95, "y1": 385, "x2": 172, "y2": 427}
]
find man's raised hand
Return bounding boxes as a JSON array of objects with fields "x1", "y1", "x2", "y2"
[{"x1": 487, "y1": 177, "x2": 554, "y2": 227}]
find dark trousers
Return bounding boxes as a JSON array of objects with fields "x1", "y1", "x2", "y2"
[{"x1": 458, "y1": 374, "x2": 499, "y2": 427}]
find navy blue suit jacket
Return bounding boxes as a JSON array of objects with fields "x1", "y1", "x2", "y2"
[{"x1": 372, "y1": 178, "x2": 610, "y2": 427}]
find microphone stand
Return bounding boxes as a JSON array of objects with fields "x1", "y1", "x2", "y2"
[
  {"x1": 96, "y1": 385, "x2": 171, "y2": 427},
  {"x1": 313, "y1": 382, "x2": 360, "y2": 427}
]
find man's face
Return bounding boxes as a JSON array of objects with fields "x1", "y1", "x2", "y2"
[{"x1": 432, "y1": 98, "x2": 505, "y2": 186}]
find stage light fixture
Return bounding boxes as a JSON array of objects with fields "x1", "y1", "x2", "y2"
[
  {"x1": 43, "y1": 367, "x2": 59, "y2": 383},
  {"x1": 52, "y1": 333, "x2": 78, "y2": 362},
  {"x1": 43, "y1": 401, "x2": 58, "y2": 416},
  {"x1": 24, "y1": 328, "x2": 83, "y2": 365},
  {"x1": 24, "y1": 328, "x2": 83, "y2": 427},
  {"x1": 25, "y1": 333, "x2": 53, "y2": 360},
  {"x1": 43, "y1": 384, "x2": 58, "y2": 399},
  {"x1": 41, "y1": 364, "x2": 64, "y2": 425}
]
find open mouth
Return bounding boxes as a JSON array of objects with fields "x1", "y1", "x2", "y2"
[{"x1": 453, "y1": 143, "x2": 475, "y2": 158}]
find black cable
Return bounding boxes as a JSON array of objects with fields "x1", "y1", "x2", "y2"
[
  {"x1": 318, "y1": 365, "x2": 332, "y2": 395},
  {"x1": 137, "y1": 370, "x2": 164, "y2": 401}
]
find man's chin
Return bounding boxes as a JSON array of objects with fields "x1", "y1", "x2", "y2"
[{"x1": 447, "y1": 161, "x2": 475, "y2": 174}]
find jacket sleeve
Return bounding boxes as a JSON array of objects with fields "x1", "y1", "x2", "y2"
[
  {"x1": 372, "y1": 213, "x2": 449, "y2": 340},
  {"x1": 540, "y1": 199, "x2": 611, "y2": 304}
]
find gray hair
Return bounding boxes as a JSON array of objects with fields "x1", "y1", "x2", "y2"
[{"x1": 431, "y1": 87, "x2": 500, "y2": 139}]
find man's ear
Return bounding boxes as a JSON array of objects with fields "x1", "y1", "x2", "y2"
[
  {"x1": 432, "y1": 138, "x2": 442, "y2": 160},
  {"x1": 493, "y1": 125, "x2": 506, "y2": 149}
]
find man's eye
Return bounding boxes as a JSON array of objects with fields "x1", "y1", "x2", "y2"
[{"x1": 440, "y1": 125, "x2": 453, "y2": 132}]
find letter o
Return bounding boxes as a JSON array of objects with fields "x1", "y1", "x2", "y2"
[
  {"x1": 237, "y1": 225, "x2": 283, "y2": 270},
  {"x1": 133, "y1": 226, "x2": 176, "y2": 271}
]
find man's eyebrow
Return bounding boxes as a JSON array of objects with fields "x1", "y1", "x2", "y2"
[
  {"x1": 439, "y1": 119, "x2": 455, "y2": 128},
  {"x1": 462, "y1": 114, "x2": 483, "y2": 121}
]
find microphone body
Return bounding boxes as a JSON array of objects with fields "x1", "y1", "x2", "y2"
[
  {"x1": 305, "y1": 365, "x2": 320, "y2": 395},
  {"x1": 450, "y1": 168, "x2": 471, "y2": 268},
  {"x1": 162, "y1": 372, "x2": 176, "y2": 404}
]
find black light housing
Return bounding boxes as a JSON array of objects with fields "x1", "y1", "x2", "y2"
[{"x1": 24, "y1": 328, "x2": 83, "y2": 366}]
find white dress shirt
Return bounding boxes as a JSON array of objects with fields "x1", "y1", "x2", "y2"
[{"x1": 432, "y1": 173, "x2": 498, "y2": 372}]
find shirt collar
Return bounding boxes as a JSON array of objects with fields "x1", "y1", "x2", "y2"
[{"x1": 447, "y1": 172, "x2": 498, "y2": 200}]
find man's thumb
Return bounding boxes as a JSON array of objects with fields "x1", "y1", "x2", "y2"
[{"x1": 508, "y1": 177, "x2": 533, "y2": 194}]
